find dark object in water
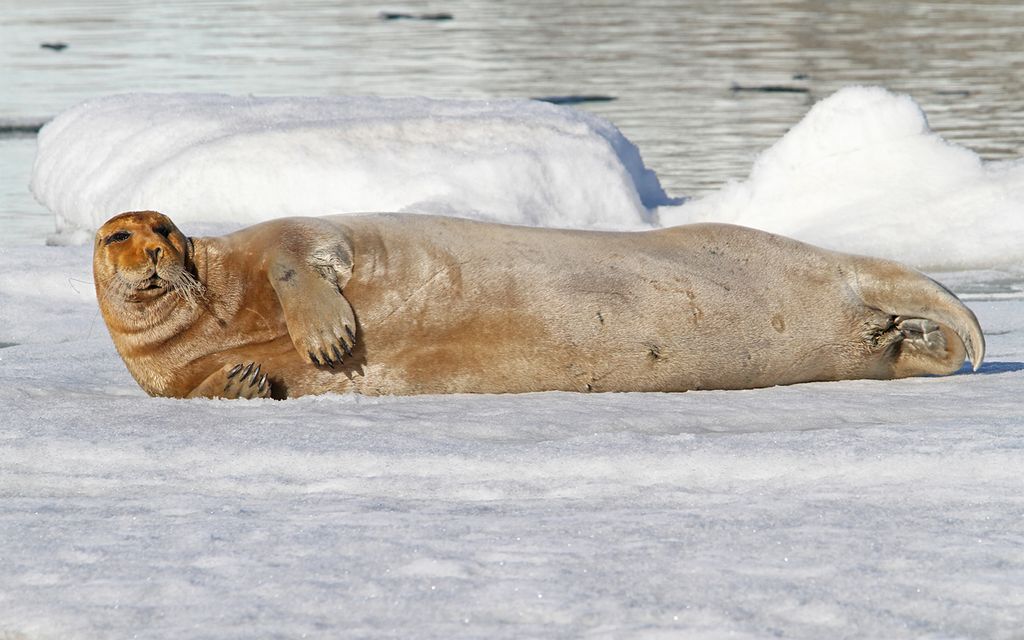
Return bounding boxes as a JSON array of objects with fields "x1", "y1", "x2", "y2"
[
  {"x1": 0, "y1": 121, "x2": 46, "y2": 136},
  {"x1": 534, "y1": 95, "x2": 617, "y2": 105},
  {"x1": 379, "y1": 11, "x2": 453, "y2": 21},
  {"x1": 730, "y1": 83, "x2": 809, "y2": 94},
  {"x1": 935, "y1": 90, "x2": 971, "y2": 97},
  {"x1": 40, "y1": 42, "x2": 68, "y2": 51},
  {"x1": 792, "y1": 73, "x2": 810, "y2": 80}
]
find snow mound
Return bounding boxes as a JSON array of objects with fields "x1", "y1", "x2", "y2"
[
  {"x1": 31, "y1": 93, "x2": 670, "y2": 237},
  {"x1": 662, "y1": 86, "x2": 1024, "y2": 270},
  {"x1": 30, "y1": 87, "x2": 1024, "y2": 271}
]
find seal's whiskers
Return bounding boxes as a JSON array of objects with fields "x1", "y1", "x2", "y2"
[{"x1": 168, "y1": 266, "x2": 204, "y2": 307}]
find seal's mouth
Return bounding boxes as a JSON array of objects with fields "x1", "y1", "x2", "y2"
[
  {"x1": 102, "y1": 261, "x2": 204, "y2": 308},
  {"x1": 140, "y1": 274, "x2": 166, "y2": 290},
  {"x1": 122, "y1": 273, "x2": 170, "y2": 301}
]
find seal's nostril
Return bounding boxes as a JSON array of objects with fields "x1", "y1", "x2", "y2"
[{"x1": 146, "y1": 247, "x2": 161, "y2": 263}]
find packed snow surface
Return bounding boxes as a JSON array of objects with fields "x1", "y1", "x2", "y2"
[
  {"x1": 6, "y1": 86, "x2": 1024, "y2": 637},
  {"x1": 1, "y1": 243, "x2": 1022, "y2": 638}
]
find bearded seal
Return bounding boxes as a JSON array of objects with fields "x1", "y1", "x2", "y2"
[{"x1": 93, "y1": 210, "x2": 984, "y2": 399}]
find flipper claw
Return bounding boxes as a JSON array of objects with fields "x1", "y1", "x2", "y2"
[
  {"x1": 205, "y1": 361, "x2": 272, "y2": 400},
  {"x1": 320, "y1": 349, "x2": 335, "y2": 368}
]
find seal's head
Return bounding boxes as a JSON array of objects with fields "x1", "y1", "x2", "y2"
[{"x1": 93, "y1": 210, "x2": 202, "y2": 308}]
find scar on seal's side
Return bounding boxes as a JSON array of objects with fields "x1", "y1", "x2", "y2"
[{"x1": 93, "y1": 211, "x2": 984, "y2": 399}]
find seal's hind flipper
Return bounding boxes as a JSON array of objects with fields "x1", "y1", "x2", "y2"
[
  {"x1": 852, "y1": 258, "x2": 983, "y2": 376},
  {"x1": 891, "y1": 315, "x2": 968, "y2": 377}
]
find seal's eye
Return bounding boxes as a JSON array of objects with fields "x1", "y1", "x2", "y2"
[
  {"x1": 104, "y1": 231, "x2": 131, "y2": 245},
  {"x1": 154, "y1": 225, "x2": 172, "y2": 238}
]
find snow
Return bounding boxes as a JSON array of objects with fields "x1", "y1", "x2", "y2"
[
  {"x1": 4, "y1": 87, "x2": 1024, "y2": 637},
  {"x1": 662, "y1": 86, "x2": 1024, "y2": 270},
  {"x1": 30, "y1": 87, "x2": 1024, "y2": 274},
  {"x1": 30, "y1": 93, "x2": 669, "y2": 241}
]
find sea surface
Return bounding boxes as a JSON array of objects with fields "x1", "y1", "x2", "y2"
[{"x1": 2, "y1": 0, "x2": 1023, "y2": 245}]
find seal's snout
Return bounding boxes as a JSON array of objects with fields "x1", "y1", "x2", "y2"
[{"x1": 145, "y1": 247, "x2": 162, "y2": 264}]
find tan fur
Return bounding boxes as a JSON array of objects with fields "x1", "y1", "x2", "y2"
[{"x1": 93, "y1": 211, "x2": 985, "y2": 399}]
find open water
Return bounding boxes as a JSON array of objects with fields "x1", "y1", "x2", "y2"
[{"x1": 2, "y1": 0, "x2": 1023, "y2": 244}]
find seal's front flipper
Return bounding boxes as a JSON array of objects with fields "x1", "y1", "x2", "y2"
[
  {"x1": 270, "y1": 242, "x2": 358, "y2": 368},
  {"x1": 188, "y1": 361, "x2": 272, "y2": 399}
]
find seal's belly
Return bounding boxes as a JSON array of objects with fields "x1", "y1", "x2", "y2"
[{"x1": 341, "y1": 241, "x2": 826, "y2": 394}]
